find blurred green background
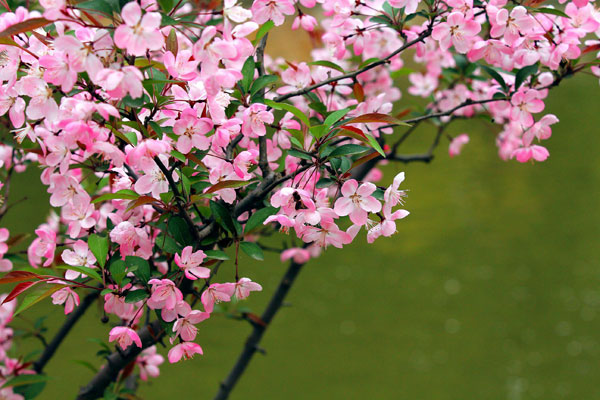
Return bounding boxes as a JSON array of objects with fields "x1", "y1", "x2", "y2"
[{"x1": 3, "y1": 47, "x2": 600, "y2": 400}]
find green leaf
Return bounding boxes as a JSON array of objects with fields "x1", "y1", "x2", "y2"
[
  {"x1": 210, "y1": 201, "x2": 237, "y2": 235},
  {"x1": 323, "y1": 108, "x2": 351, "y2": 127},
  {"x1": 240, "y1": 242, "x2": 264, "y2": 261},
  {"x1": 155, "y1": 233, "x2": 181, "y2": 254},
  {"x1": 205, "y1": 250, "x2": 229, "y2": 260},
  {"x1": 308, "y1": 60, "x2": 345, "y2": 73},
  {"x1": 264, "y1": 99, "x2": 310, "y2": 127},
  {"x1": 328, "y1": 144, "x2": 371, "y2": 158},
  {"x1": 316, "y1": 178, "x2": 334, "y2": 188},
  {"x1": 250, "y1": 75, "x2": 278, "y2": 97},
  {"x1": 244, "y1": 206, "x2": 277, "y2": 233},
  {"x1": 480, "y1": 65, "x2": 508, "y2": 92},
  {"x1": 109, "y1": 259, "x2": 126, "y2": 286},
  {"x1": 92, "y1": 189, "x2": 139, "y2": 204},
  {"x1": 125, "y1": 289, "x2": 149, "y2": 303},
  {"x1": 157, "y1": 0, "x2": 174, "y2": 12},
  {"x1": 364, "y1": 132, "x2": 386, "y2": 157},
  {"x1": 125, "y1": 256, "x2": 151, "y2": 284},
  {"x1": 88, "y1": 234, "x2": 109, "y2": 268},
  {"x1": 2, "y1": 374, "x2": 49, "y2": 388},
  {"x1": 241, "y1": 56, "x2": 255, "y2": 93},
  {"x1": 514, "y1": 64, "x2": 538, "y2": 90},
  {"x1": 167, "y1": 216, "x2": 193, "y2": 247},
  {"x1": 531, "y1": 7, "x2": 569, "y2": 18},
  {"x1": 287, "y1": 149, "x2": 313, "y2": 161},
  {"x1": 13, "y1": 285, "x2": 65, "y2": 317},
  {"x1": 55, "y1": 265, "x2": 103, "y2": 283},
  {"x1": 252, "y1": 20, "x2": 275, "y2": 46},
  {"x1": 309, "y1": 124, "x2": 329, "y2": 139}
]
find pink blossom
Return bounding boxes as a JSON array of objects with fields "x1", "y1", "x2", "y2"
[
  {"x1": 61, "y1": 240, "x2": 97, "y2": 280},
  {"x1": 432, "y1": 12, "x2": 481, "y2": 53},
  {"x1": 114, "y1": 2, "x2": 164, "y2": 56},
  {"x1": 167, "y1": 342, "x2": 203, "y2": 363},
  {"x1": 201, "y1": 283, "x2": 235, "y2": 313},
  {"x1": 512, "y1": 145, "x2": 549, "y2": 163},
  {"x1": 333, "y1": 179, "x2": 382, "y2": 226},
  {"x1": 173, "y1": 108, "x2": 213, "y2": 153},
  {"x1": 147, "y1": 279, "x2": 183, "y2": 310},
  {"x1": 384, "y1": 172, "x2": 407, "y2": 208},
  {"x1": 280, "y1": 247, "x2": 311, "y2": 264},
  {"x1": 173, "y1": 308, "x2": 210, "y2": 341},
  {"x1": 136, "y1": 346, "x2": 164, "y2": 381},
  {"x1": 241, "y1": 104, "x2": 274, "y2": 137},
  {"x1": 251, "y1": 0, "x2": 295, "y2": 26},
  {"x1": 490, "y1": 6, "x2": 534, "y2": 45},
  {"x1": 449, "y1": 134, "x2": 470, "y2": 157},
  {"x1": 174, "y1": 246, "x2": 210, "y2": 280},
  {"x1": 109, "y1": 326, "x2": 142, "y2": 349},
  {"x1": 234, "y1": 278, "x2": 262, "y2": 300},
  {"x1": 51, "y1": 287, "x2": 80, "y2": 314}
]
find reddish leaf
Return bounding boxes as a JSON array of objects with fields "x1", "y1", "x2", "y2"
[
  {"x1": 0, "y1": 18, "x2": 51, "y2": 38},
  {"x1": 345, "y1": 112, "x2": 411, "y2": 126},
  {"x1": 350, "y1": 151, "x2": 380, "y2": 171},
  {"x1": 126, "y1": 196, "x2": 161, "y2": 212},
  {"x1": 353, "y1": 82, "x2": 365, "y2": 103},
  {"x1": 3, "y1": 281, "x2": 39, "y2": 304},
  {"x1": 244, "y1": 312, "x2": 267, "y2": 327},
  {"x1": 334, "y1": 125, "x2": 369, "y2": 144},
  {"x1": 166, "y1": 29, "x2": 178, "y2": 57},
  {"x1": 0, "y1": 271, "x2": 42, "y2": 285},
  {"x1": 205, "y1": 180, "x2": 252, "y2": 194},
  {"x1": 583, "y1": 44, "x2": 600, "y2": 55}
]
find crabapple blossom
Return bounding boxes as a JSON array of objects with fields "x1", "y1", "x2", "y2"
[
  {"x1": 0, "y1": 0, "x2": 593, "y2": 394},
  {"x1": 334, "y1": 180, "x2": 382, "y2": 226},
  {"x1": 109, "y1": 326, "x2": 143, "y2": 349},
  {"x1": 174, "y1": 246, "x2": 210, "y2": 280}
]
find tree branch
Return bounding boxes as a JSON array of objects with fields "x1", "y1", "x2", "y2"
[
  {"x1": 273, "y1": 28, "x2": 432, "y2": 103},
  {"x1": 213, "y1": 258, "x2": 305, "y2": 400},
  {"x1": 34, "y1": 290, "x2": 99, "y2": 373}
]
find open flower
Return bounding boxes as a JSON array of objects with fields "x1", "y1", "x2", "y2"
[
  {"x1": 333, "y1": 180, "x2": 382, "y2": 226},
  {"x1": 168, "y1": 342, "x2": 203, "y2": 363},
  {"x1": 114, "y1": 2, "x2": 164, "y2": 56},
  {"x1": 109, "y1": 326, "x2": 142, "y2": 350},
  {"x1": 174, "y1": 246, "x2": 210, "y2": 280}
]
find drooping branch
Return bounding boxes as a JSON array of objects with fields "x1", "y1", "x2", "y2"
[
  {"x1": 212, "y1": 258, "x2": 305, "y2": 400},
  {"x1": 34, "y1": 290, "x2": 99, "y2": 373},
  {"x1": 273, "y1": 28, "x2": 433, "y2": 103},
  {"x1": 76, "y1": 320, "x2": 164, "y2": 400}
]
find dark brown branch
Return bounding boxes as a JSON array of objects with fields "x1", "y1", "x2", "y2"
[
  {"x1": 213, "y1": 258, "x2": 305, "y2": 400},
  {"x1": 256, "y1": 34, "x2": 271, "y2": 177},
  {"x1": 76, "y1": 320, "x2": 163, "y2": 400},
  {"x1": 273, "y1": 28, "x2": 433, "y2": 103},
  {"x1": 34, "y1": 290, "x2": 99, "y2": 373}
]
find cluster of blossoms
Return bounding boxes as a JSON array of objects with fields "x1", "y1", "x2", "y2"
[{"x1": 0, "y1": 0, "x2": 595, "y2": 397}]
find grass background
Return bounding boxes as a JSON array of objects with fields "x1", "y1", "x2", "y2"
[{"x1": 3, "y1": 30, "x2": 600, "y2": 400}]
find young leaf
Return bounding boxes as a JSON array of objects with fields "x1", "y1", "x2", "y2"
[
  {"x1": 514, "y1": 64, "x2": 538, "y2": 90},
  {"x1": 0, "y1": 18, "x2": 51, "y2": 38},
  {"x1": 264, "y1": 99, "x2": 311, "y2": 127},
  {"x1": 125, "y1": 289, "x2": 149, "y2": 303},
  {"x1": 205, "y1": 250, "x2": 229, "y2": 260},
  {"x1": 252, "y1": 20, "x2": 275, "y2": 46},
  {"x1": 244, "y1": 206, "x2": 277, "y2": 233},
  {"x1": 307, "y1": 60, "x2": 345, "y2": 73},
  {"x1": 3, "y1": 281, "x2": 39, "y2": 304},
  {"x1": 344, "y1": 112, "x2": 411, "y2": 127},
  {"x1": 205, "y1": 180, "x2": 252, "y2": 194},
  {"x1": 109, "y1": 259, "x2": 126, "y2": 286},
  {"x1": 250, "y1": 75, "x2": 278, "y2": 97},
  {"x1": 55, "y1": 265, "x2": 103, "y2": 283},
  {"x1": 480, "y1": 65, "x2": 508, "y2": 92},
  {"x1": 240, "y1": 242, "x2": 264, "y2": 261},
  {"x1": 323, "y1": 108, "x2": 352, "y2": 127},
  {"x1": 88, "y1": 234, "x2": 109, "y2": 268},
  {"x1": 91, "y1": 189, "x2": 139, "y2": 204},
  {"x1": 125, "y1": 256, "x2": 151, "y2": 284},
  {"x1": 13, "y1": 284, "x2": 65, "y2": 317},
  {"x1": 0, "y1": 271, "x2": 41, "y2": 285},
  {"x1": 328, "y1": 144, "x2": 371, "y2": 158},
  {"x1": 241, "y1": 56, "x2": 255, "y2": 93}
]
